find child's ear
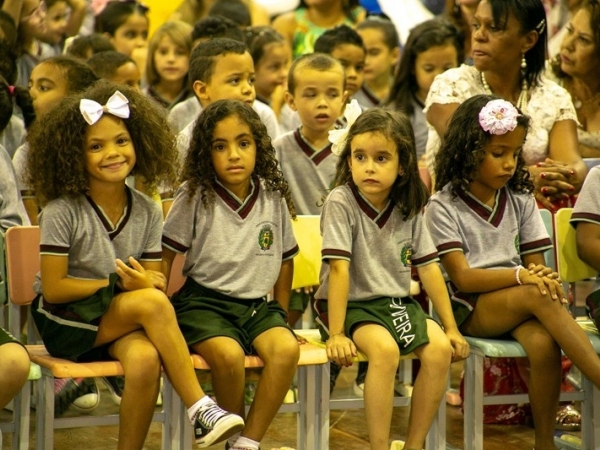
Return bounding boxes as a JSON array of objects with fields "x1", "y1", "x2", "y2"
[
  {"x1": 341, "y1": 90, "x2": 349, "y2": 108},
  {"x1": 193, "y1": 80, "x2": 209, "y2": 103},
  {"x1": 284, "y1": 91, "x2": 297, "y2": 111},
  {"x1": 391, "y1": 46, "x2": 401, "y2": 67},
  {"x1": 398, "y1": 165, "x2": 405, "y2": 177}
]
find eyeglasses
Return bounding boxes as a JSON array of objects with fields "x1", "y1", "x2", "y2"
[{"x1": 21, "y1": 0, "x2": 46, "y2": 22}]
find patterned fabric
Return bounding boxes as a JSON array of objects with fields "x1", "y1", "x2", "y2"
[
  {"x1": 292, "y1": 7, "x2": 364, "y2": 59},
  {"x1": 424, "y1": 64, "x2": 577, "y2": 170}
]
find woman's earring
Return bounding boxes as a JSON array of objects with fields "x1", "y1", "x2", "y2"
[{"x1": 521, "y1": 54, "x2": 527, "y2": 70}]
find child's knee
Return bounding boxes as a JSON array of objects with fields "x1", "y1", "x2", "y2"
[
  {"x1": 366, "y1": 341, "x2": 400, "y2": 369},
  {"x1": 260, "y1": 332, "x2": 300, "y2": 367},
  {"x1": 421, "y1": 337, "x2": 453, "y2": 368},
  {"x1": 0, "y1": 344, "x2": 30, "y2": 382},
  {"x1": 133, "y1": 288, "x2": 174, "y2": 318},
  {"x1": 210, "y1": 343, "x2": 246, "y2": 371},
  {"x1": 123, "y1": 345, "x2": 161, "y2": 378}
]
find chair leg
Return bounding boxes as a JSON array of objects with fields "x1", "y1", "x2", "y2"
[
  {"x1": 13, "y1": 381, "x2": 31, "y2": 450},
  {"x1": 296, "y1": 366, "x2": 308, "y2": 450},
  {"x1": 36, "y1": 375, "x2": 55, "y2": 450},
  {"x1": 464, "y1": 353, "x2": 484, "y2": 450},
  {"x1": 318, "y1": 362, "x2": 330, "y2": 450}
]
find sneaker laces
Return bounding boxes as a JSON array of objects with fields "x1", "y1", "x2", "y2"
[{"x1": 195, "y1": 403, "x2": 227, "y2": 428}]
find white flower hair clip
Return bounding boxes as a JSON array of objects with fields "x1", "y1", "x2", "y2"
[
  {"x1": 478, "y1": 99, "x2": 520, "y2": 135},
  {"x1": 328, "y1": 99, "x2": 362, "y2": 156}
]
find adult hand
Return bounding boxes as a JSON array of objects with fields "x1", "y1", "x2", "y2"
[{"x1": 529, "y1": 158, "x2": 576, "y2": 208}]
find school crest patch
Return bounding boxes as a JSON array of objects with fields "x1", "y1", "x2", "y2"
[
  {"x1": 258, "y1": 225, "x2": 274, "y2": 251},
  {"x1": 400, "y1": 244, "x2": 413, "y2": 267},
  {"x1": 514, "y1": 234, "x2": 520, "y2": 253}
]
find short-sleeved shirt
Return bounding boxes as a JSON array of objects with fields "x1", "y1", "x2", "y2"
[
  {"x1": 0, "y1": 144, "x2": 30, "y2": 232},
  {"x1": 162, "y1": 177, "x2": 299, "y2": 299},
  {"x1": 273, "y1": 128, "x2": 338, "y2": 215},
  {"x1": 425, "y1": 184, "x2": 553, "y2": 311},
  {"x1": 34, "y1": 187, "x2": 163, "y2": 294},
  {"x1": 352, "y1": 85, "x2": 381, "y2": 109},
  {"x1": 423, "y1": 64, "x2": 577, "y2": 170},
  {"x1": 571, "y1": 166, "x2": 600, "y2": 292},
  {"x1": 314, "y1": 182, "x2": 439, "y2": 301}
]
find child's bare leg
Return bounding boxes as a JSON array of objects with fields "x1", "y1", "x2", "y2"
[
  {"x1": 95, "y1": 289, "x2": 203, "y2": 407},
  {"x1": 511, "y1": 319, "x2": 561, "y2": 450},
  {"x1": 242, "y1": 327, "x2": 299, "y2": 441},
  {"x1": 0, "y1": 343, "x2": 30, "y2": 409},
  {"x1": 353, "y1": 324, "x2": 400, "y2": 450},
  {"x1": 192, "y1": 337, "x2": 246, "y2": 417},
  {"x1": 405, "y1": 321, "x2": 453, "y2": 450},
  {"x1": 462, "y1": 285, "x2": 600, "y2": 389},
  {"x1": 108, "y1": 331, "x2": 161, "y2": 450}
]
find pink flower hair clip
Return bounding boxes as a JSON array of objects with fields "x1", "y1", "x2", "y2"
[{"x1": 478, "y1": 99, "x2": 520, "y2": 135}]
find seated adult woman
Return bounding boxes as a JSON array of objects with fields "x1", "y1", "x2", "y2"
[
  {"x1": 425, "y1": 0, "x2": 587, "y2": 210},
  {"x1": 547, "y1": 0, "x2": 600, "y2": 159}
]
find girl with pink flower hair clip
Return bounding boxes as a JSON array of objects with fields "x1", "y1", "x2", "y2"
[{"x1": 425, "y1": 93, "x2": 600, "y2": 449}]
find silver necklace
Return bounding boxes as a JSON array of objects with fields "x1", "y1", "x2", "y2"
[{"x1": 480, "y1": 72, "x2": 529, "y2": 111}]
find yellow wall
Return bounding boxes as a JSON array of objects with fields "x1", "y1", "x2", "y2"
[{"x1": 145, "y1": 0, "x2": 183, "y2": 37}]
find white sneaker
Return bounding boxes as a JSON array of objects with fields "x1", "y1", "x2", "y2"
[
  {"x1": 194, "y1": 402, "x2": 244, "y2": 447},
  {"x1": 352, "y1": 381, "x2": 364, "y2": 398}
]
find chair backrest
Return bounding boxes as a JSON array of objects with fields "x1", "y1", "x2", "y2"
[
  {"x1": 5, "y1": 226, "x2": 40, "y2": 305},
  {"x1": 554, "y1": 208, "x2": 597, "y2": 283},
  {"x1": 291, "y1": 215, "x2": 322, "y2": 290},
  {"x1": 538, "y1": 208, "x2": 555, "y2": 270}
]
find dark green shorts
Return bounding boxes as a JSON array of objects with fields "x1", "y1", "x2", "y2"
[
  {"x1": 289, "y1": 290, "x2": 311, "y2": 313},
  {"x1": 315, "y1": 296, "x2": 432, "y2": 355},
  {"x1": 0, "y1": 327, "x2": 24, "y2": 348},
  {"x1": 31, "y1": 274, "x2": 119, "y2": 362},
  {"x1": 171, "y1": 277, "x2": 293, "y2": 354}
]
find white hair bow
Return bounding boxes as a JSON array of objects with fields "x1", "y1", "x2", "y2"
[
  {"x1": 79, "y1": 91, "x2": 130, "y2": 125},
  {"x1": 328, "y1": 99, "x2": 362, "y2": 156}
]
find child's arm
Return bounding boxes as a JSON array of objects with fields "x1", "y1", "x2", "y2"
[
  {"x1": 576, "y1": 222, "x2": 600, "y2": 272},
  {"x1": 417, "y1": 262, "x2": 469, "y2": 361},
  {"x1": 326, "y1": 259, "x2": 357, "y2": 367},
  {"x1": 64, "y1": 0, "x2": 87, "y2": 37},
  {"x1": 440, "y1": 251, "x2": 566, "y2": 302},
  {"x1": 40, "y1": 255, "x2": 109, "y2": 304},
  {"x1": 161, "y1": 246, "x2": 177, "y2": 289},
  {"x1": 273, "y1": 259, "x2": 293, "y2": 312}
]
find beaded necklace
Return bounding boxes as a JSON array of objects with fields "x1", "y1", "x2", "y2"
[{"x1": 480, "y1": 72, "x2": 529, "y2": 111}]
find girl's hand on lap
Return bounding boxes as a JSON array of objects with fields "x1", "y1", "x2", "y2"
[
  {"x1": 146, "y1": 270, "x2": 167, "y2": 292},
  {"x1": 115, "y1": 257, "x2": 154, "y2": 291},
  {"x1": 326, "y1": 334, "x2": 357, "y2": 367},
  {"x1": 520, "y1": 268, "x2": 567, "y2": 303}
]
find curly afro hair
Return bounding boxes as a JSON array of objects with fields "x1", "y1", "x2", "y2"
[
  {"x1": 433, "y1": 94, "x2": 533, "y2": 196},
  {"x1": 26, "y1": 79, "x2": 179, "y2": 205},
  {"x1": 182, "y1": 99, "x2": 295, "y2": 218}
]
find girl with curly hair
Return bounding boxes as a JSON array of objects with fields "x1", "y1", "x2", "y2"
[
  {"x1": 27, "y1": 80, "x2": 244, "y2": 450},
  {"x1": 162, "y1": 99, "x2": 299, "y2": 450},
  {"x1": 425, "y1": 94, "x2": 600, "y2": 449},
  {"x1": 314, "y1": 107, "x2": 468, "y2": 450}
]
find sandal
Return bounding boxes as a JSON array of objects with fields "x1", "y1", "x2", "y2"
[{"x1": 555, "y1": 404, "x2": 581, "y2": 431}]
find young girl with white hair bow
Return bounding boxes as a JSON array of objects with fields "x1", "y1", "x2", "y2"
[{"x1": 26, "y1": 80, "x2": 244, "y2": 450}]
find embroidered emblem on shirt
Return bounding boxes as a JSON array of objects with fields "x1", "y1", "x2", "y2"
[
  {"x1": 400, "y1": 244, "x2": 413, "y2": 267},
  {"x1": 514, "y1": 234, "x2": 520, "y2": 253},
  {"x1": 258, "y1": 225, "x2": 274, "y2": 251}
]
